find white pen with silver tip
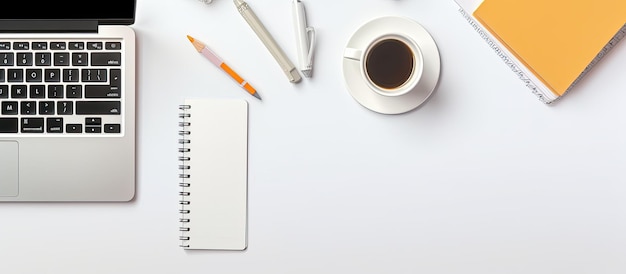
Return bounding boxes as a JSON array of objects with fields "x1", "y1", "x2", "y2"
[{"x1": 292, "y1": 0, "x2": 315, "y2": 78}]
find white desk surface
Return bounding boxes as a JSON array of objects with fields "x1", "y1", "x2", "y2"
[{"x1": 3, "y1": 0, "x2": 626, "y2": 273}]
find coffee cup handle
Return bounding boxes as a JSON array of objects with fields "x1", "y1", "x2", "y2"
[{"x1": 344, "y1": 48, "x2": 362, "y2": 61}]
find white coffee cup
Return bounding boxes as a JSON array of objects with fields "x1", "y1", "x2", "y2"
[
  {"x1": 342, "y1": 16, "x2": 440, "y2": 115},
  {"x1": 344, "y1": 34, "x2": 423, "y2": 97}
]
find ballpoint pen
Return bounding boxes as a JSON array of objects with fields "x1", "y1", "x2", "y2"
[
  {"x1": 233, "y1": 0, "x2": 302, "y2": 83},
  {"x1": 292, "y1": 0, "x2": 315, "y2": 78},
  {"x1": 186, "y1": 35, "x2": 261, "y2": 100}
]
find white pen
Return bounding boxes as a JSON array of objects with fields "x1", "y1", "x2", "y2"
[
  {"x1": 234, "y1": 0, "x2": 302, "y2": 83},
  {"x1": 292, "y1": 0, "x2": 315, "y2": 78}
]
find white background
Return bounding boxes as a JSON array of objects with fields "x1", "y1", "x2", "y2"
[{"x1": 3, "y1": 0, "x2": 626, "y2": 273}]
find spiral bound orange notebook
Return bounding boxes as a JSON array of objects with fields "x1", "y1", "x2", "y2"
[
  {"x1": 178, "y1": 99, "x2": 248, "y2": 250},
  {"x1": 472, "y1": 0, "x2": 626, "y2": 101}
]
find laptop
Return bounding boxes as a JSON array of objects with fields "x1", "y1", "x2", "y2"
[{"x1": 0, "y1": 1, "x2": 137, "y2": 201}]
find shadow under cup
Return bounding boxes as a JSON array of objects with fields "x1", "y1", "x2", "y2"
[{"x1": 364, "y1": 37, "x2": 421, "y2": 96}]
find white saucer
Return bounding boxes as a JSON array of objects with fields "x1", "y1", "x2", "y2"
[{"x1": 342, "y1": 16, "x2": 441, "y2": 114}]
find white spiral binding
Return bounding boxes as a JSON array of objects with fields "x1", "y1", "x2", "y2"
[{"x1": 178, "y1": 104, "x2": 191, "y2": 248}]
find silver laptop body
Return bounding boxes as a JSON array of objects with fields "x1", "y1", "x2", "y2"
[{"x1": 0, "y1": 1, "x2": 136, "y2": 201}]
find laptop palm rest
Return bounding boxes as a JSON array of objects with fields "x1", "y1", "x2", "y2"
[{"x1": 0, "y1": 141, "x2": 18, "y2": 197}]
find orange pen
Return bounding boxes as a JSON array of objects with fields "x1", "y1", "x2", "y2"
[{"x1": 187, "y1": 35, "x2": 261, "y2": 100}]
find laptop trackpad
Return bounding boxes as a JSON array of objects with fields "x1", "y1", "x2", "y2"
[{"x1": 0, "y1": 141, "x2": 18, "y2": 197}]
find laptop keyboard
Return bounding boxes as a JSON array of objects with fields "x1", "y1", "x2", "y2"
[{"x1": 0, "y1": 39, "x2": 124, "y2": 136}]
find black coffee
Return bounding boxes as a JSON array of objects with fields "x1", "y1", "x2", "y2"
[{"x1": 365, "y1": 39, "x2": 414, "y2": 90}]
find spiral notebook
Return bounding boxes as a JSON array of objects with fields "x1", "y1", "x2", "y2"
[
  {"x1": 455, "y1": 0, "x2": 626, "y2": 104},
  {"x1": 178, "y1": 98, "x2": 248, "y2": 250}
]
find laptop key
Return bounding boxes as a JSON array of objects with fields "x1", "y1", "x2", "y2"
[
  {"x1": 48, "y1": 85, "x2": 64, "y2": 98},
  {"x1": 87, "y1": 42, "x2": 103, "y2": 50},
  {"x1": 30, "y1": 85, "x2": 45, "y2": 98},
  {"x1": 104, "y1": 124, "x2": 121, "y2": 133},
  {"x1": 1, "y1": 102, "x2": 17, "y2": 115},
  {"x1": 54, "y1": 52, "x2": 70, "y2": 66},
  {"x1": 17, "y1": 53, "x2": 33, "y2": 66},
  {"x1": 39, "y1": 101, "x2": 54, "y2": 115},
  {"x1": 26, "y1": 69, "x2": 42, "y2": 82},
  {"x1": 35, "y1": 52, "x2": 51, "y2": 66},
  {"x1": 82, "y1": 69, "x2": 107, "y2": 82},
  {"x1": 50, "y1": 42, "x2": 66, "y2": 50},
  {"x1": 85, "y1": 117, "x2": 101, "y2": 126},
  {"x1": 21, "y1": 118, "x2": 44, "y2": 133},
  {"x1": 20, "y1": 101, "x2": 36, "y2": 115},
  {"x1": 8, "y1": 69, "x2": 23, "y2": 82},
  {"x1": 46, "y1": 118, "x2": 63, "y2": 133},
  {"x1": 110, "y1": 69, "x2": 121, "y2": 90},
  {"x1": 86, "y1": 127, "x2": 101, "y2": 133},
  {"x1": 91, "y1": 52, "x2": 121, "y2": 66},
  {"x1": 105, "y1": 42, "x2": 121, "y2": 50},
  {"x1": 85, "y1": 85, "x2": 120, "y2": 98},
  {"x1": 32, "y1": 42, "x2": 47, "y2": 50},
  {"x1": 72, "y1": 52, "x2": 88, "y2": 66},
  {"x1": 0, "y1": 53, "x2": 13, "y2": 66},
  {"x1": 63, "y1": 68, "x2": 79, "y2": 82},
  {"x1": 13, "y1": 42, "x2": 28, "y2": 50},
  {"x1": 67, "y1": 85, "x2": 82, "y2": 98},
  {"x1": 44, "y1": 69, "x2": 61, "y2": 82},
  {"x1": 11, "y1": 85, "x2": 26, "y2": 98},
  {"x1": 66, "y1": 124, "x2": 82, "y2": 133},
  {"x1": 57, "y1": 101, "x2": 73, "y2": 115},
  {"x1": 76, "y1": 101, "x2": 121, "y2": 115},
  {"x1": 0, "y1": 118, "x2": 18, "y2": 133},
  {"x1": 69, "y1": 42, "x2": 85, "y2": 50}
]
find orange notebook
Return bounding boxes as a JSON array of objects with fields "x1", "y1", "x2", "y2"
[{"x1": 474, "y1": 0, "x2": 626, "y2": 98}]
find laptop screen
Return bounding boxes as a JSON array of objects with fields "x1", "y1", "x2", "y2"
[{"x1": 3, "y1": 0, "x2": 136, "y2": 24}]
